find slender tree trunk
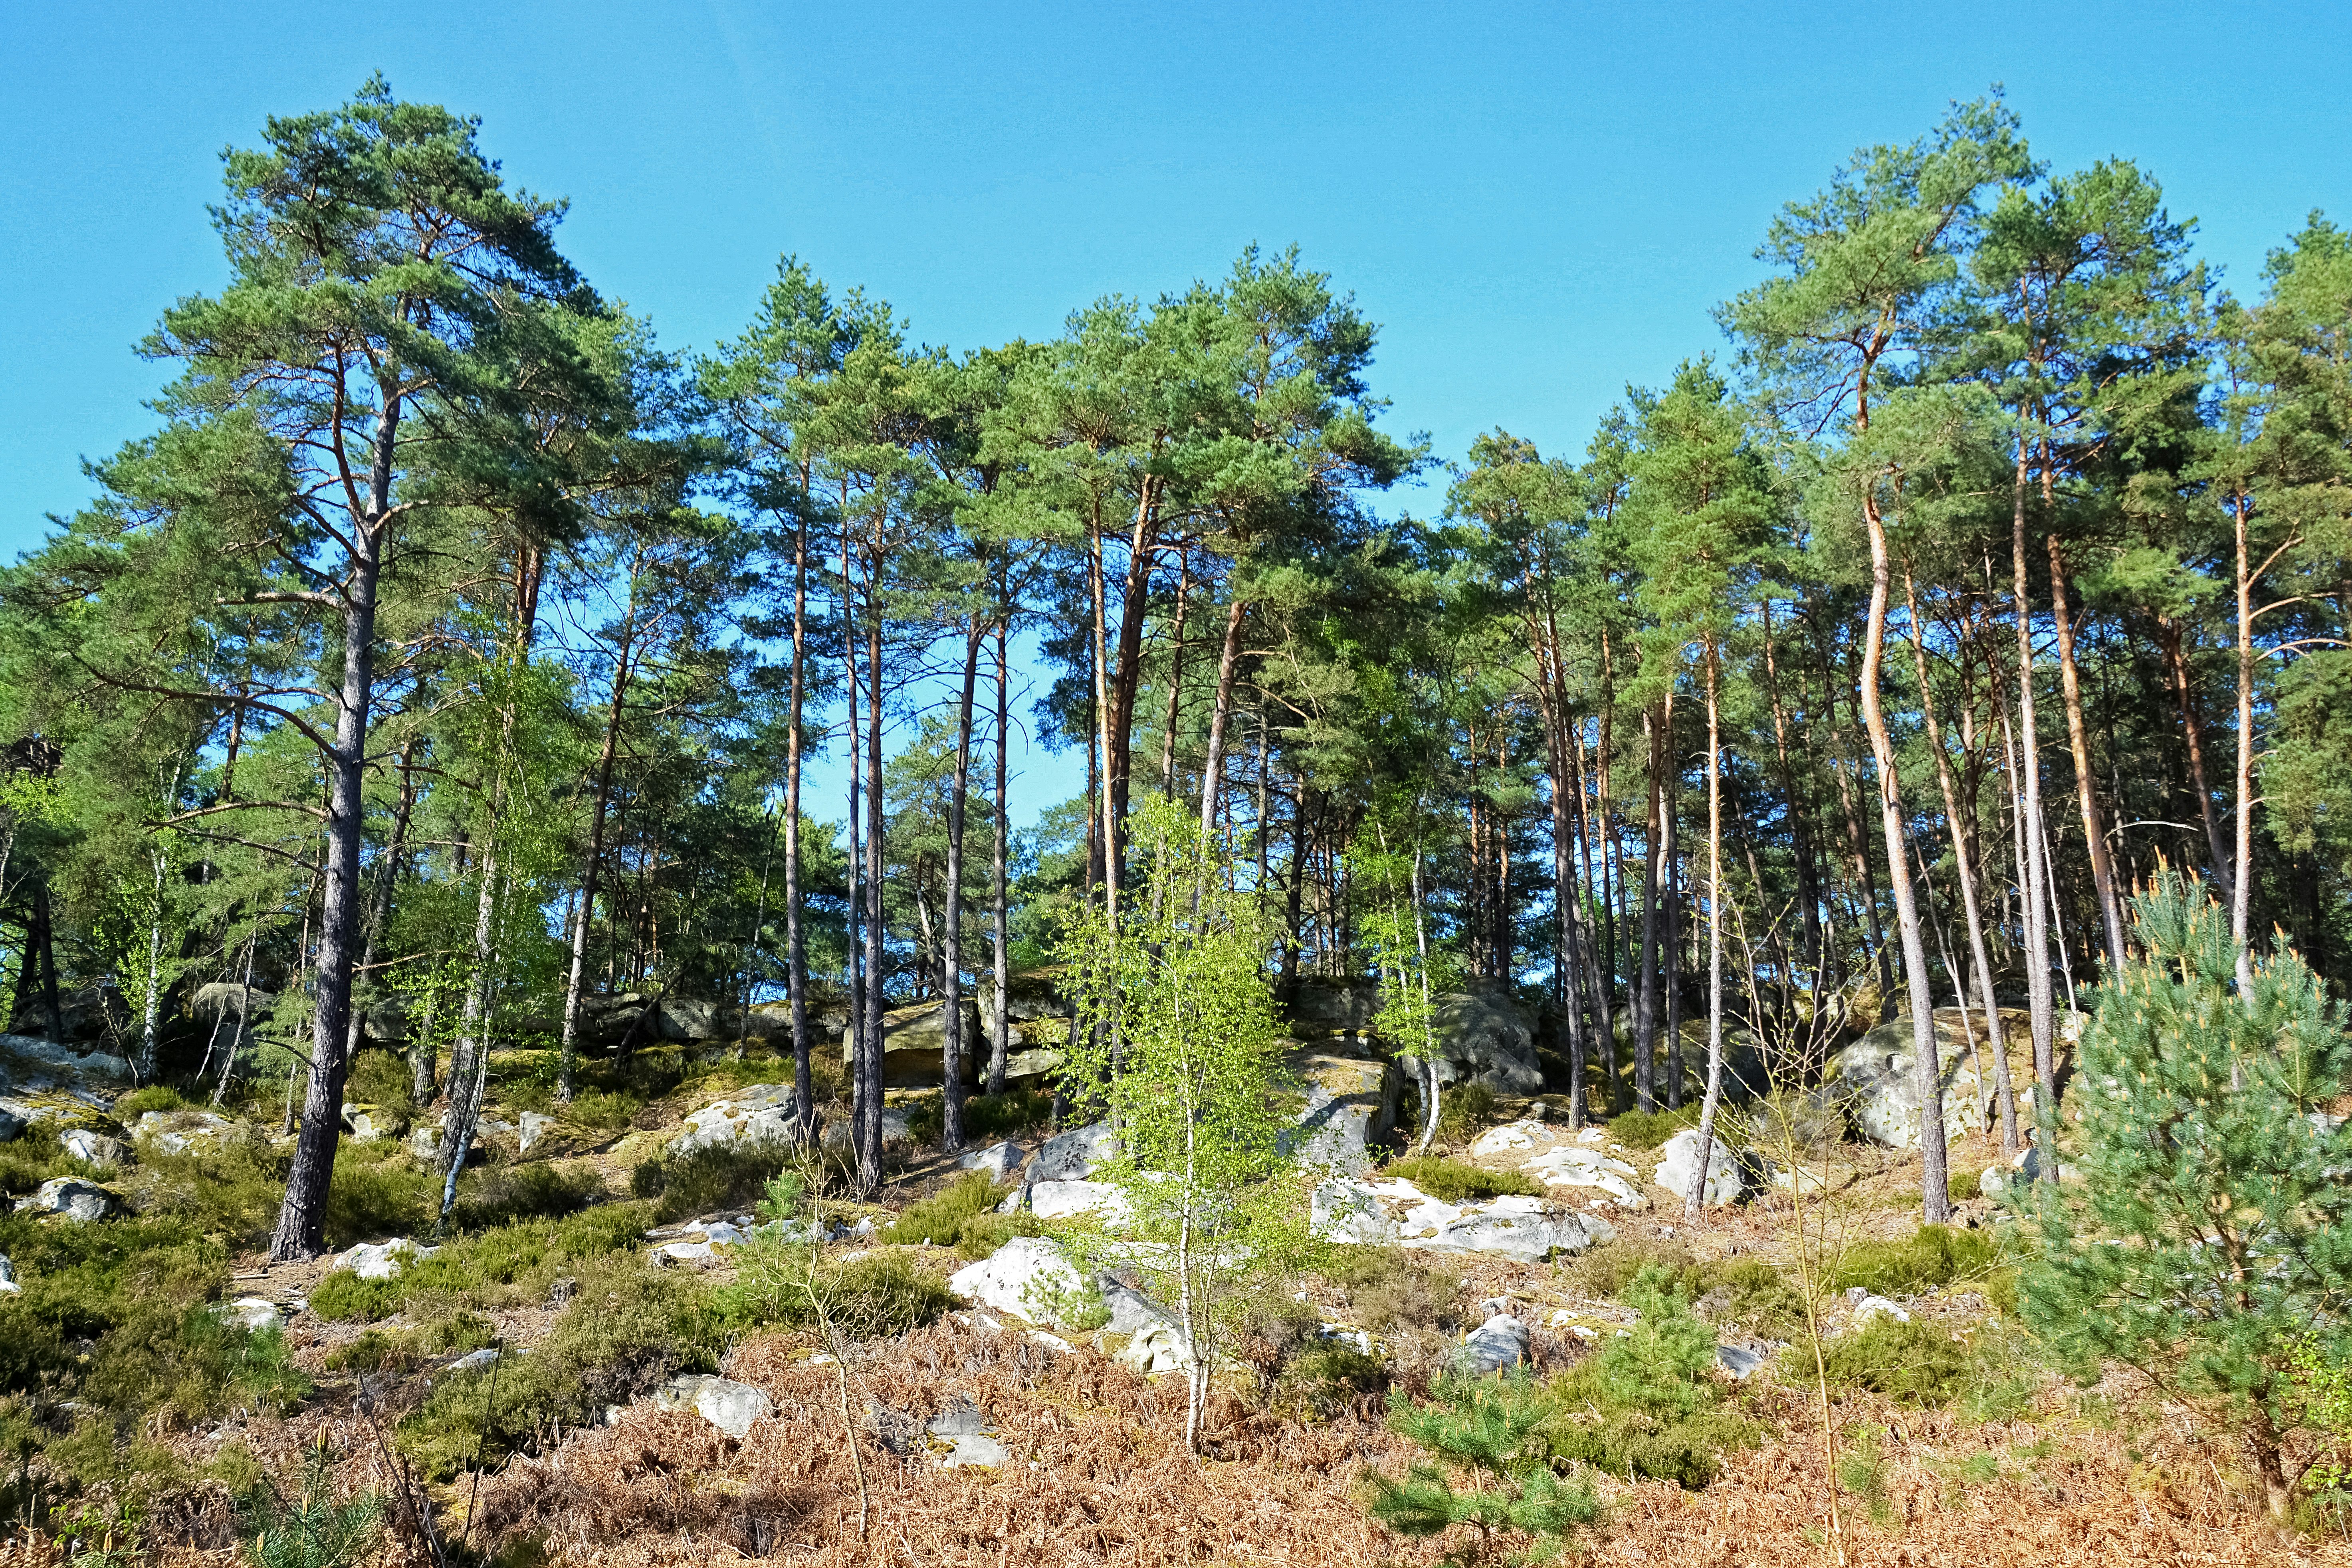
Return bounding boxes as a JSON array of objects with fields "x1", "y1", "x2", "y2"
[
  {"x1": 842, "y1": 495, "x2": 868, "y2": 1138},
  {"x1": 1663, "y1": 706, "x2": 1683, "y2": 1111},
  {"x1": 861, "y1": 529, "x2": 887, "y2": 1188},
  {"x1": 2155, "y1": 615, "x2": 2233, "y2": 905},
  {"x1": 786, "y1": 515, "x2": 814, "y2": 1138},
  {"x1": 941, "y1": 622, "x2": 983, "y2": 1148},
  {"x1": 1904, "y1": 572, "x2": 2019, "y2": 1156},
  {"x1": 559, "y1": 588, "x2": 639, "y2": 1104},
  {"x1": 1760, "y1": 601, "x2": 1823, "y2": 972},
  {"x1": 2007, "y1": 444, "x2": 2059, "y2": 1138},
  {"x1": 2045, "y1": 535, "x2": 2128, "y2": 972},
  {"x1": 1088, "y1": 523, "x2": 1120, "y2": 923},
  {"x1": 987, "y1": 606, "x2": 1013, "y2": 1097},
  {"x1": 1687, "y1": 644, "x2": 1728, "y2": 1219},
  {"x1": 1195, "y1": 594, "x2": 1248, "y2": 843},
  {"x1": 270, "y1": 404, "x2": 389, "y2": 1259},
  {"x1": 2230, "y1": 485, "x2": 2258, "y2": 992},
  {"x1": 1159, "y1": 548, "x2": 1189, "y2": 800},
  {"x1": 1860, "y1": 497, "x2": 1949, "y2": 1226},
  {"x1": 1635, "y1": 705, "x2": 1663, "y2": 1114}
]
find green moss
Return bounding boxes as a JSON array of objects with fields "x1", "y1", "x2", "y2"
[
  {"x1": 1434, "y1": 1081, "x2": 1497, "y2": 1144},
  {"x1": 1381, "y1": 1155, "x2": 1541, "y2": 1203}
]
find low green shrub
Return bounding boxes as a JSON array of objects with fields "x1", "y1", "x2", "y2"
[
  {"x1": 1827, "y1": 1224, "x2": 2002, "y2": 1299},
  {"x1": 1433, "y1": 1081, "x2": 1497, "y2": 1145},
  {"x1": 1813, "y1": 1315, "x2": 2040, "y2": 1411},
  {"x1": 884, "y1": 1172, "x2": 1008, "y2": 1250},
  {"x1": 113, "y1": 1085, "x2": 194, "y2": 1117},
  {"x1": 1282, "y1": 1342, "x2": 1388, "y2": 1414},
  {"x1": 561, "y1": 1089, "x2": 640, "y2": 1133},
  {"x1": 1381, "y1": 1155, "x2": 1541, "y2": 1203},
  {"x1": 1538, "y1": 1265, "x2": 1759, "y2": 1489},
  {"x1": 451, "y1": 1161, "x2": 603, "y2": 1229},
  {"x1": 397, "y1": 1260, "x2": 718, "y2": 1479},
  {"x1": 0, "y1": 1139, "x2": 105, "y2": 1199},
  {"x1": 902, "y1": 1089, "x2": 1057, "y2": 1148},
  {"x1": 341, "y1": 1049, "x2": 417, "y2": 1120},
  {"x1": 716, "y1": 1245, "x2": 955, "y2": 1338},
  {"x1": 1604, "y1": 1105, "x2": 1702, "y2": 1150},
  {"x1": 324, "y1": 1152, "x2": 433, "y2": 1246},
  {"x1": 1319, "y1": 1247, "x2": 1465, "y2": 1337},
  {"x1": 138, "y1": 1135, "x2": 289, "y2": 1247},
  {"x1": 635, "y1": 1138, "x2": 800, "y2": 1224},
  {"x1": 952, "y1": 1210, "x2": 1050, "y2": 1261},
  {"x1": 309, "y1": 1203, "x2": 657, "y2": 1324}
]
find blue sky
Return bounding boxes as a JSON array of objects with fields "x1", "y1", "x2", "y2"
[{"x1": 4, "y1": 1, "x2": 2346, "y2": 823}]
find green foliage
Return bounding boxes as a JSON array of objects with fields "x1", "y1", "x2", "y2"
[
  {"x1": 1381, "y1": 1156, "x2": 1542, "y2": 1203},
  {"x1": 1434, "y1": 1081, "x2": 1497, "y2": 1145},
  {"x1": 1369, "y1": 1372, "x2": 1601, "y2": 1564},
  {"x1": 398, "y1": 1261, "x2": 717, "y2": 1480},
  {"x1": 1320, "y1": 1247, "x2": 1466, "y2": 1338},
  {"x1": 239, "y1": 1437, "x2": 382, "y2": 1568},
  {"x1": 951, "y1": 1210, "x2": 1051, "y2": 1261},
  {"x1": 883, "y1": 1172, "x2": 1009, "y2": 1249},
  {"x1": 340, "y1": 1050, "x2": 416, "y2": 1122},
  {"x1": 1566, "y1": 1241, "x2": 1804, "y2": 1338},
  {"x1": 2019, "y1": 877, "x2": 2352, "y2": 1505},
  {"x1": 1603, "y1": 1105, "x2": 1701, "y2": 1150},
  {"x1": 307, "y1": 1204, "x2": 656, "y2": 1324},
  {"x1": 1539, "y1": 1267, "x2": 1758, "y2": 1489},
  {"x1": 1816, "y1": 1315, "x2": 1978, "y2": 1407},
  {"x1": 1058, "y1": 800, "x2": 1309, "y2": 1437},
  {"x1": 903, "y1": 1088, "x2": 1054, "y2": 1148},
  {"x1": 1827, "y1": 1225, "x2": 2002, "y2": 1299},
  {"x1": 1837, "y1": 1423, "x2": 1894, "y2": 1525},
  {"x1": 112, "y1": 1085, "x2": 192, "y2": 1117},
  {"x1": 716, "y1": 1240, "x2": 955, "y2": 1338},
  {"x1": 634, "y1": 1137, "x2": 800, "y2": 1224}
]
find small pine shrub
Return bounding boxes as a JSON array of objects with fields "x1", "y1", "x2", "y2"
[
  {"x1": 1381, "y1": 1155, "x2": 1541, "y2": 1203},
  {"x1": 1816, "y1": 1314, "x2": 1976, "y2": 1406},
  {"x1": 1369, "y1": 1372, "x2": 1601, "y2": 1559},
  {"x1": 239, "y1": 1437, "x2": 382, "y2": 1568},
  {"x1": 561, "y1": 1089, "x2": 639, "y2": 1133},
  {"x1": 1540, "y1": 1265, "x2": 1759, "y2": 1489},
  {"x1": 1280, "y1": 1342, "x2": 1388, "y2": 1414}
]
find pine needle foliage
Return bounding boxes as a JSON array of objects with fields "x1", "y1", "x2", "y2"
[
  {"x1": 2019, "y1": 872, "x2": 2352, "y2": 1518},
  {"x1": 1367, "y1": 1371, "x2": 1601, "y2": 1564}
]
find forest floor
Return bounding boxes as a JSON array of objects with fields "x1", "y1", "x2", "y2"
[{"x1": 17, "y1": 1044, "x2": 2349, "y2": 1567}]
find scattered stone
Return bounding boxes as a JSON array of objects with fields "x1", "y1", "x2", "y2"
[
  {"x1": 1454, "y1": 1313, "x2": 1531, "y2": 1376},
  {"x1": 947, "y1": 1237, "x2": 1088, "y2": 1326},
  {"x1": 0, "y1": 1256, "x2": 18, "y2": 1295},
  {"x1": 958, "y1": 1140, "x2": 1027, "y2": 1181},
  {"x1": 927, "y1": 1402, "x2": 1009, "y2": 1467},
  {"x1": 332, "y1": 1238, "x2": 436, "y2": 1280},
  {"x1": 517, "y1": 1111, "x2": 553, "y2": 1155},
  {"x1": 1026, "y1": 1330, "x2": 1073, "y2": 1354},
  {"x1": 216, "y1": 1297, "x2": 283, "y2": 1334},
  {"x1": 658, "y1": 1241, "x2": 717, "y2": 1265},
  {"x1": 1031, "y1": 1121, "x2": 1117, "y2": 1182},
  {"x1": 58, "y1": 1128, "x2": 125, "y2": 1165},
  {"x1": 1026, "y1": 1179, "x2": 1131, "y2": 1225},
  {"x1": 819, "y1": 1109, "x2": 909, "y2": 1154},
  {"x1": 404, "y1": 1124, "x2": 442, "y2": 1162},
  {"x1": 1523, "y1": 1144, "x2": 1646, "y2": 1205},
  {"x1": 21, "y1": 1178, "x2": 114, "y2": 1222},
  {"x1": 0, "y1": 1108, "x2": 22, "y2": 1143},
  {"x1": 670, "y1": 1083, "x2": 810, "y2": 1156},
  {"x1": 132, "y1": 1109, "x2": 235, "y2": 1156},
  {"x1": 1470, "y1": 1122, "x2": 1543, "y2": 1156},
  {"x1": 450, "y1": 1347, "x2": 502, "y2": 1374},
  {"x1": 344, "y1": 1107, "x2": 389, "y2": 1142},
  {"x1": 1652, "y1": 1128, "x2": 1744, "y2": 1207},
  {"x1": 655, "y1": 1374, "x2": 773, "y2": 1439},
  {"x1": 1845, "y1": 1288, "x2": 1910, "y2": 1328},
  {"x1": 1311, "y1": 1176, "x2": 1614, "y2": 1261},
  {"x1": 1716, "y1": 1343, "x2": 1767, "y2": 1379},
  {"x1": 700, "y1": 1222, "x2": 748, "y2": 1247}
]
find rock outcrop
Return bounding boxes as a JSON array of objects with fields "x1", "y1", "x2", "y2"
[{"x1": 1310, "y1": 1175, "x2": 1613, "y2": 1261}]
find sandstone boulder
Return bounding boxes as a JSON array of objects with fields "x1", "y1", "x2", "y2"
[
  {"x1": 947, "y1": 1237, "x2": 1089, "y2": 1326},
  {"x1": 22, "y1": 1177, "x2": 115, "y2": 1222},
  {"x1": 1454, "y1": 1313, "x2": 1531, "y2": 1376},
  {"x1": 1281, "y1": 1051, "x2": 1401, "y2": 1175},
  {"x1": 655, "y1": 1374, "x2": 773, "y2": 1439},
  {"x1": 668, "y1": 1083, "x2": 810, "y2": 1156},
  {"x1": 59, "y1": 1128, "x2": 125, "y2": 1165},
  {"x1": 1653, "y1": 1127, "x2": 1743, "y2": 1207},
  {"x1": 1032, "y1": 1121, "x2": 1117, "y2": 1182}
]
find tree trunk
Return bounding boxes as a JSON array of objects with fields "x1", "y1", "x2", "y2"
[
  {"x1": 786, "y1": 512, "x2": 814, "y2": 1138},
  {"x1": 269, "y1": 521, "x2": 381, "y2": 1261},
  {"x1": 2006, "y1": 441, "x2": 2060, "y2": 1140},
  {"x1": 559, "y1": 582, "x2": 638, "y2": 1104},
  {"x1": 1687, "y1": 643, "x2": 1728, "y2": 1219},
  {"x1": 861, "y1": 534, "x2": 888, "y2": 1188},
  {"x1": 1860, "y1": 496, "x2": 1949, "y2": 1227},
  {"x1": 941, "y1": 622, "x2": 983, "y2": 1148},
  {"x1": 987, "y1": 608, "x2": 1012, "y2": 1096},
  {"x1": 1195, "y1": 594, "x2": 1248, "y2": 842},
  {"x1": 2045, "y1": 535, "x2": 2128, "y2": 972},
  {"x1": 2230, "y1": 485, "x2": 2258, "y2": 993},
  {"x1": 1904, "y1": 572, "x2": 2019, "y2": 1156},
  {"x1": 1159, "y1": 548, "x2": 1189, "y2": 800},
  {"x1": 2154, "y1": 614, "x2": 2233, "y2": 905},
  {"x1": 1636, "y1": 703, "x2": 1663, "y2": 1114}
]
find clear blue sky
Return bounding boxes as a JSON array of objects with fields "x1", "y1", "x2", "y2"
[{"x1": 4, "y1": 1, "x2": 2346, "y2": 820}]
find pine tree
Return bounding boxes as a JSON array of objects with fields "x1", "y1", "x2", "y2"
[
  {"x1": 1366, "y1": 1372, "x2": 1600, "y2": 1565},
  {"x1": 2019, "y1": 871, "x2": 2352, "y2": 1519}
]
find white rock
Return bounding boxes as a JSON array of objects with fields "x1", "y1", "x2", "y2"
[
  {"x1": 670, "y1": 1083, "x2": 808, "y2": 1156},
  {"x1": 0, "y1": 1256, "x2": 18, "y2": 1295},
  {"x1": 939, "y1": 1432, "x2": 1010, "y2": 1468},
  {"x1": 947, "y1": 1236, "x2": 1088, "y2": 1326},
  {"x1": 332, "y1": 1238, "x2": 436, "y2": 1281},
  {"x1": 1026, "y1": 1330, "x2": 1073, "y2": 1354},
  {"x1": 517, "y1": 1111, "x2": 553, "y2": 1154},
  {"x1": 59, "y1": 1129, "x2": 125, "y2": 1165},
  {"x1": 1113, "y1": 1318, "x2": 1193, "y2": 1375},
  {"x1": 1523, "y1": 1144, "x2": 1647, "y2": 1205},
  {"x1": 958, "y1": 1140, "x2": 1026, "y2": 1181},
  {"x1": 699, "y1": 1222, "x2": 748, "y2": 1248},
  {"x1": 1311, "y1": 1178, "x2": 1397, "y2": 1245},
  {"x1": 1314, "y1": 1176, "x2": 1613, "y2": 1261},
  {"x1": 1847, "y1": 1289, "x2": 1910, "y2": 1327},
  {"x1": 22, "y1": 1178, "x2": 114, "y2": 1222},
  {"x1": 450, "y1": 1347, "x2": 502, "y2": 1374},
  {"x1": 405, "y1": 1124, "x2": 442, "y2": 1162},
  {"x1": 1470, "y1": 1122, "x2": 1544, "y2": 1156},
  {"x1": 655, "y1": 1374, "x2": 773, "y2": 1439},
  {"x1": 1653, "y1": 1128, "x2": 1743, "y2": 1207},
  {"x1": 1026, "y1": 1179, "x2": 1131, "y2": 1225},
  {"x1": 345, "y1": 1109, "x2": 388, "y2": 1142},
  {"x1": 1031, "y1": 1121, "x2": 1117, "y2": 1181},
  {"x1": 658, "y1": 1241, "x2": 717, "y2": 1264},
  {"x1": 1455, "y1": 1313, "x2": 1531, "y2": 1376},
  {"x1": 132, "y1": 1109, "x2": 235, "y2": 1156},
  {"x1": 216, "y1": 1297, "x2": 283, "y2": 1334}
]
